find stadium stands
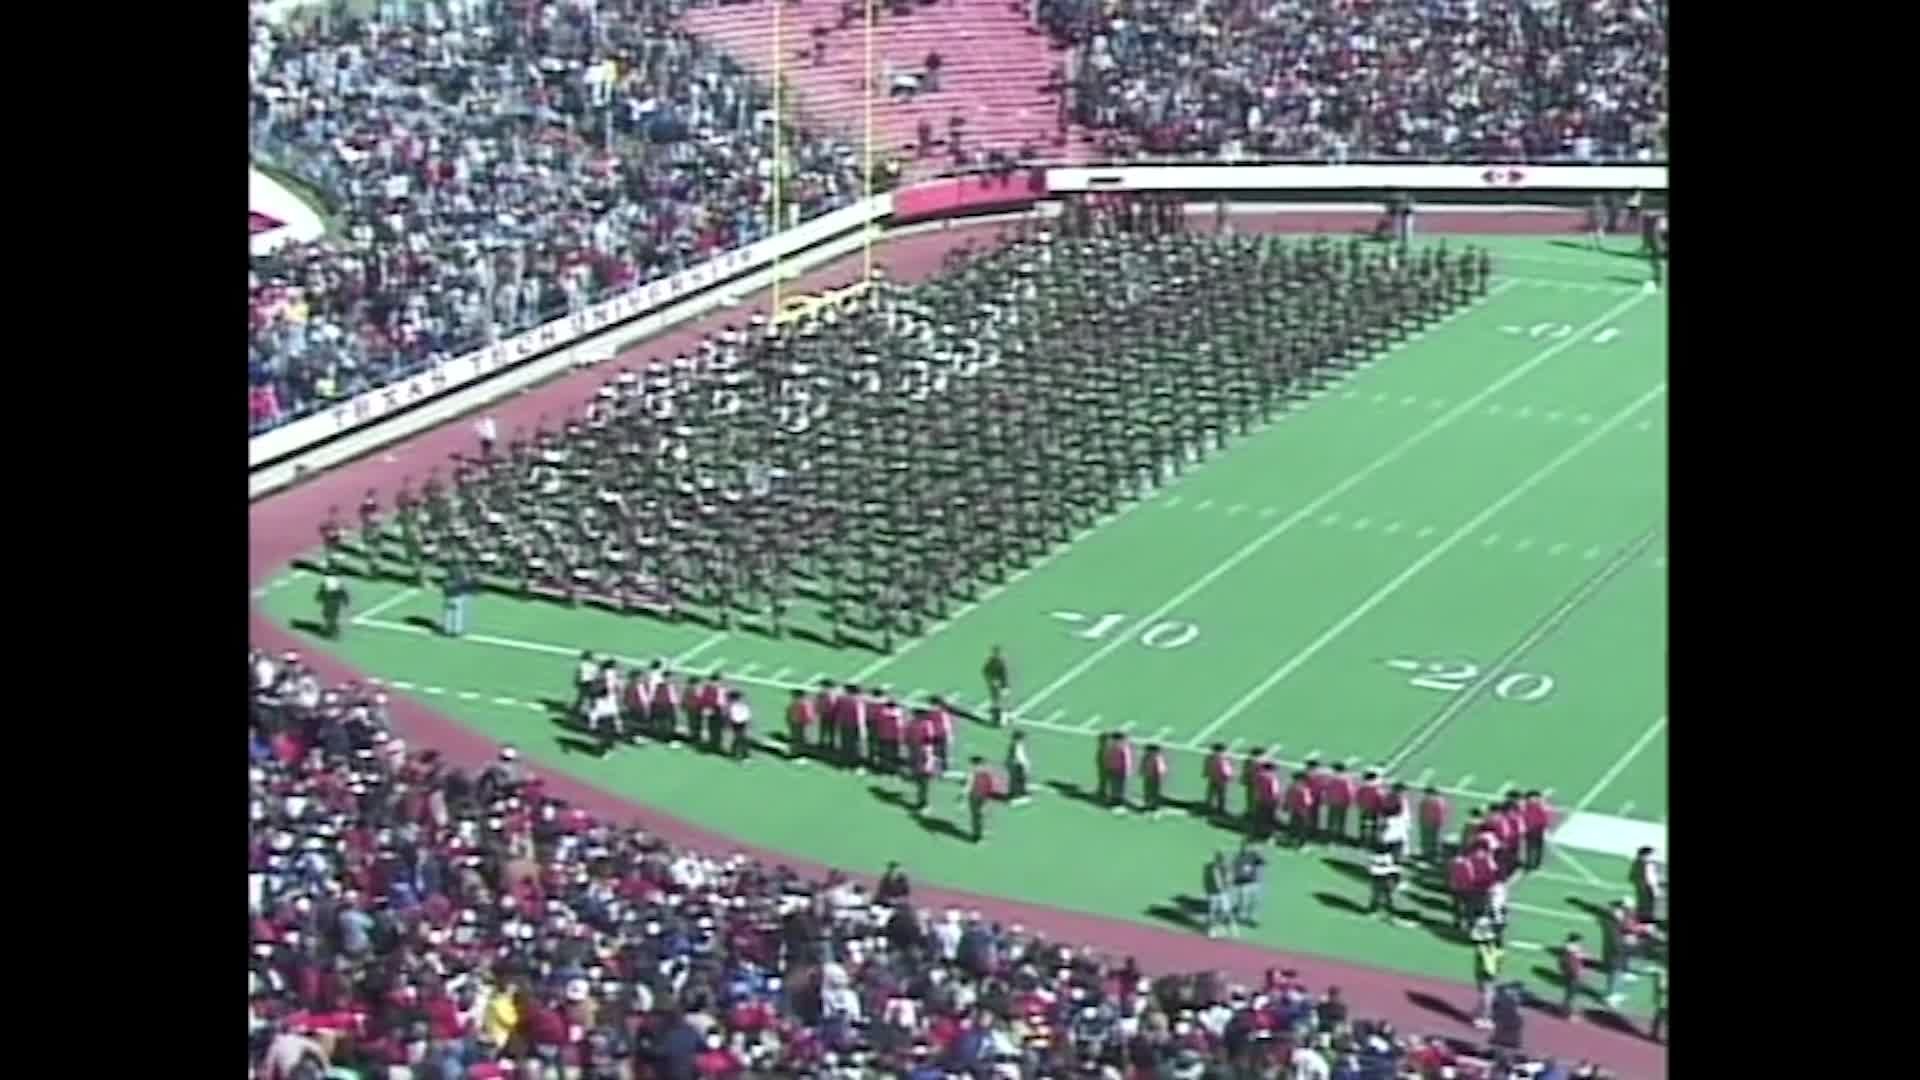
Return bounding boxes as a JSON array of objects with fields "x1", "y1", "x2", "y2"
[
  {"x1": 247, "y1": 0, "x2": 1667, "y2": 440},
  {"x1": 249, "y1": 649, "x2": 1624, "y2": 1080},
  {"x1": 1037, "y1": 0, "x2": 1669, "y2": 163},
  {"x1": 246, "y1": 0, "x2": 861, "y2": 434}
]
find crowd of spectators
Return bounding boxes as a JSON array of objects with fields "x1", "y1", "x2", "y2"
[
  {"x1": 1038, "y1": 0, "x2": 1667, "y2": 164},
  {"x1": 249, "y1": 647, "x2": 1627, "y2": 1080},
  {"x1": 246, "y1": 0, "x2": 1668, "y2": 436},
  {"x1": 247, "y1": 0, "x2": 863, "y2": 434}
]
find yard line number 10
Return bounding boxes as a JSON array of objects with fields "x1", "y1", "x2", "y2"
[{"x1": 1051, "y1": 610, "x2": 1200, "y2": 650}]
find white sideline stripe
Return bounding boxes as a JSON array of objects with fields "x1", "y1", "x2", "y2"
[
  {"x1": 672, "y1": 633, "x2": 727, "y2": 667},
  {"x1": 354, "y1": 586, "x2": 421, "y2": 624},
  {"x1": 1572, "y1": 715, "x2": 1668, "y2": 812},
  {"x1": 1015, "y1": 287, "x2": 1634, "y2": 722},
  {"x1": 1194, "y1": 378, "x2": 1667, "y2": 748}
]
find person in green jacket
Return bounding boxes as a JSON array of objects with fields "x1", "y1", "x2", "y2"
[
  {"x1": 1470, "y1": 918, "x2": 1503, "y2": 1030},
  {"x1": 314, "y1": 577, "x2": 352, "y2": 639}
]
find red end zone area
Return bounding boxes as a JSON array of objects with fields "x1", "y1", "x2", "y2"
[{"x1": 250, "y1": 209, "x2": 1661, "y2": 1079}]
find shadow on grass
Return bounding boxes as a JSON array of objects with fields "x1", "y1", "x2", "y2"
[
  {"x1": 866, "y1": 785, "x2": 972, "y2": 842},
  {"x1": 288, "y1": 618, "x2": 336, "y2": 638},
  {"x1": 403, "y1": 615, "x2": 442, "y2": 634},
  {"x1": 1548, "y1": 238, "x2": 1649, "y2": 262},
  {"x1": 1045, "y1": 779, "x2": 1116, "y2": 811},
  {"x1": 1144, "y1": 894, "x2": 1210, "y2": 932}
]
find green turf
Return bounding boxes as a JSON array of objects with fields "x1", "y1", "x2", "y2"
[{"x1": 257, "y1": 234, "x2": 1667, "y2": 1009}]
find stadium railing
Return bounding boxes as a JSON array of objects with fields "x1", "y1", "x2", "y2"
[{"x1": 247, "y1": 161, "x2": 1668, "y2": 500}]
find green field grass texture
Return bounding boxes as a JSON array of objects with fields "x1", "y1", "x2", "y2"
[{"x1": 257, "y1": 234, "x2": 1668, "y2": 1007}]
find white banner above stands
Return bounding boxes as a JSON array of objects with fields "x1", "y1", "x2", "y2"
[
  {"x1": 247, "y1": 194, "x2": 889, "y2": 471},
  {"x1": 1044, "y1": 163, "x2": 1670, "y2": 193}
]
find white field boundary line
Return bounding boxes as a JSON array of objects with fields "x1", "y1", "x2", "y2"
[
  {"x1": 348, "y1": 615, "x2": 1624, "y2": 893},
  {"x1": 353, "y1": 586, "x2": 421, "y2": 625},
  {"x1": 1191, "y1": 380, "x2": 1666, "y2": 749},
  {"x1": 1013, "y1": 290, "x2": 1651, "y2": 724},
  {"x1": 1379, "y1": 525, "x2": 1663, "y2": 772},
  {"x1": 848, "y1": 280, "x2": 1523, "y2": 686},
  {"x1": 672, "y1": 632, "x2": 729, "y2": 668},
  {"x1": 1570, "y1": 714, "x2": 1669, "y2": 814}
]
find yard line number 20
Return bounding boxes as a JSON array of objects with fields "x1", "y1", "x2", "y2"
[{"x1": 1400, "y1": 659, "x2": 1556, "y2": 703}]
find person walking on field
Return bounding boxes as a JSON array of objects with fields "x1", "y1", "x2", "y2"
[
  {"x1": 1231, "y1": 840, "x2": 1267, "y2": 928},
  {"x1": 1470, "y1": 919, "x2": 1503, "y2": 1030},
  {"x1": 982, "y1": 646, "x2": 1011, "y2": 726},
  {"x1": 314, "y1": 576, "x2": 352, "y2": 639},
  {"x1": 1005, "y1": 731, "x2": 1032, "y2": 804},
  {"x1": 1419, "y1": 786, "x2": 1449, "y2": 863},
  {"x1": 965, "y1": 756, "x2": 997, "y2": 842},
  {"x1": 1630, "y1": 846, "x2": 1663, "y2": 924},
  {"x1": 1204, "y1": 851, "x2": 1235, "y2": 938}
]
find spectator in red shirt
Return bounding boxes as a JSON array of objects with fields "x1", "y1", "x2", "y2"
[
  {"x1": 1323, "y1": 763, "x2": 1356, "y2": 845},
  {"x1": 1418, "y1": 786, "x2": 1449, "y2": 863}
]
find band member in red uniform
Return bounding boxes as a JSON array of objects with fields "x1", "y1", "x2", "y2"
[
  {"x1": 926, "y1": 696, "x2": 954, "y2": 774},
  {"x1": 699, "y1": 676, "x2": 727, "y2": 752},
  {"x1": 786, "y1": 690, "x2": 816, "y2": 762},
  {"x1": 1304, "y1": 759, "x2": 1329, "y2": 837},
  {"x1": 912, "y1": 736, "x2": 940, "y2": 811},
  {"x1": 837, "y1": 683, "x2": 866, "y2": 770},
  {"x1": 1419, "y1": 786, "x2": 1450, "y2": 863},
  {"x1": 873, "y1": 694, "x2": 903, "y2": 774},
  {"x1": 1324, "y1": 763, "x2": 1357, "y2": 845},
  {"x1": 1357, "y1": 770, "x2": 1387, "y2": 845},
  {"x1": 967, "y1": 756, "x2": 996, "y2": 842},
  {"x1": 1468, "y1": 839, "x2": 1501, "y2": 923},
  {"x1": 1284, "y1": 770, "x2": 1316, "y2": 848},
  {"x1": 1203, "y1": 743, "x2": 1235, "y2": 819},
  {"x1": 679, "y1": 673, "x2": 705, "y2": 745},
  {"x1": 319, "y1": 508, "x2": 346, "y2": 573},
  {"x1": 1104, "y1": 732, "x2": 1135, "y2": 812},
  {"x1": 1492, "y1": 797, "x2": 1523, "y2": 877},
  {"x1": 815, "y1": 680, "x2": 842, "y2": 761},
  {"x1": 1447, "y1": 850, "x2": 1478, "y2": 930},
  {"x1": 1142, "y1": 744, "x2": 1170, "y2": 815},
  {"x1": 1521, "y1": 791, "x2": 1553, "y2": 871},
  {"x1": 623, "y1": 667, "x2": 651, "y2": 743},
  {"x1": 1253, "y1": 763, "x2": 1282, "y2": 843},
  {"x1": 649, "y1": 671, "x2": 680, "y2": 744},
  {"x1": 1241, "y1": 747, "x2": 1269, "y2": 832}
]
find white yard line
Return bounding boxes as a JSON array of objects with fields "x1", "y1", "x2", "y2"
[
  {"x1": 1193, "y1": 379, "x2": 1667, "y2": 748},
  {"x1": 1380, "y1": 527, "x2": 1661, "y2": 771},
  {"x1": 1017, "y1": 289, "x2": 1641, "y2": 722},
  {"x1": 1571, "y1": 715, "x2": 1668, "y2": 812},
  {"x1": 353, "y1": 586, "x2": 421, "y2": 625},
  {"x1": 850, "y1": 282, "x2": 1526, "y2": 691},
  {"x1": 671, "y1": 632, "x2": 728, "y2": 668},
  {"x1": 1553, "y1": 849, "x2": 1610, "y2": 889}
]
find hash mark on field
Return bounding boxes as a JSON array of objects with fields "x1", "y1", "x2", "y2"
[
  {"x1": 1196, "y1": 499, "x2": 1216, "y2": 511},
  {"x1": 1414, "y1": 768, "x2": 1436, "y2": 786},
  {"x1": 1372, "y1": 392, "x2": 1391, "y2": 404},
  {"x1": 1399, "y1": 395, "x2": 1419, "y2": 407},
  {"x1": 1545, "y1": 411, "x2": 1564, "y2": 423},
  {"x1": 1515, "y1": 405, "x2": 1535, "y2": 419},
  {"x1": 735, "y1": 661, "x2": 761, "y2": 677},
  {"x1": 491, "y1": 696, "x2": 519, "y2": 706},
  {"x1": 1636, "y1": 419, "x2": 1653, "y2": 431},
  {"x1": 423, "y1": 686, "x2": 445, "y2": 695},
  {"x1": 522, "y1": 701, "x2": 545, "y2": 712},
  {"x1": 1383, "y1": 521, "x2": 1404, "y2": 535},
  {"x1": 1548, "y1": 542, "x2": 1569, "y2": 556},
  {"x1": 1320, "y1": 512, "x2": 1343, "y2": 527},
  {"x1": 1487, "y1": 403, "x2": 1505, "y2": 416},
  {"x1": 705, "y1": 658, "x2": 731, "y2": 673},
  {"x1": 770, "y1": 667, "x2": 793, "y2": 682},
  {"x1": 1415, "y1": 526, "x2": 1436, "y2": 538},
  {"x1": 1163, "y1": 495, "x2": 1184, "y2": 508},
  {"x1": 1118, "y1": 721, "x2": 1136, "y2": 733},
  {"x1": 1154, "y1": 727, "x2": 1176, "y2": 741},
  {"x1": 1044, "y1": 709, "x2": 1068, "y2": 725},
  {"x1": 1342, "y1": 388, "x2": 1360, "y2": 399},
  {"x1": 1226, "y1": 504, "x2": 1248, "y2": 515},
  {"x1": 1583, "y1": 546, "x2": 1604, "y2": 560},
  {"x1": 1652, "y1": 555, "x2": 1668, "y2": 570},
  {"x1": 390, "y1": 680, "x2": 416, "y2": 690},
  {"x1": 1514, "y1": 538, "x2": 1536, "y2": 552},
  {"x1": 1618, "y1": 801, "x2": 1637, "y2": 815},
  {"x1": 1384, "y1": 658, "x2": 1422, "y2": 672},
  {"x1": 1575, "y1": 413, "x2": 1595, "y2": 425},
  {"x1": 1226, "y1": 737, "x2": 1246, "y2": 752},
  {"x1": 1480, "y1": 532, "x2": 1503, "y2": 547},
  {"x1": 1427, "y1": 398, "x2": 1447, "y2": 410},
  {"x1": 807, "y1": 672, "x2": 831, "y2": 686},
  {"x1": 1457, "y1": 774, "x2": 1477, "y2": 789},
  {"x1": 457, "y1": 690, "x2": 479, "y2": 701},
  {"x1": 1351, "y1": 517, "x2": 1373, "y2": 531},
  {"x1": 1259, "y1": 506, "x2": 1278, "y2": 518}
]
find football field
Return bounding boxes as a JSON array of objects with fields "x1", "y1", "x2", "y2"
[{"x1": 259, "y1": 234, "x2": 1668, "y2": 1009}]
